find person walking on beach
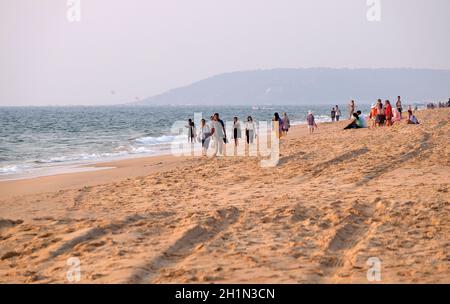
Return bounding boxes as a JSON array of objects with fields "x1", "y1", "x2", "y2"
[
  {"x1": 385, "y1": 100, "x2": 393, "y2": 126},
  {"x1": 245, "y1": 116, "x2": 256, "y2": 144},
  {"x1": 331, "y1": 107, "x2": 336, "y2": 122},
  {"x1": 348, "y1": 100, "x2": 355, "y2": 119},
  {"x1": 306, "y1": 111, "x2": 317, "y2": 134},
  {"x1": 281, "y1": 112, "x2": 290, "y2": 136},
  {"x1": 396, "y1": 96, "x2": 403, "y2": 118},
  {"x1": 186, "y1": 119, "x2": 196, "y2": 143},
  {"x1": 273, "y1": 112, "x2": 283, "y2": 138},
  {"x1": 198, "y1": 118, "x2": 211, "y2": 156},
  {"x1": 335, "y1": 105, "x2": 341, "y2": 121},
  {"x1": 232, "y1": 117, "x2": 241, "y2": 147},
  {"x1": 211, "y1": 115, "x2": 225, "y2": 156},
  {"x1": 214, "y1": 113, "x2": 227, "y2": 144}
]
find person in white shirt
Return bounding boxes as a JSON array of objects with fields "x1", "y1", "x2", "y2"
[
  {"x1": 245, "y1": 116, "x2": 256, "y2": 144},
  {"x1": 231, "y1": 117, "x2": 242, "y2": 146},
  {"x1": 211, "y1": 115, "x2": 225, "y2": 156},
  {"x1": 197, "y1": 119, "x2": 211, "y2": 156}
]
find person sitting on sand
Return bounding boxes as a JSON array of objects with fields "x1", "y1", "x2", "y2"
[
  {"x1": 306, "y1": 111, "x2": 318, "y2": 134},
  {"x1": 231, "y1": 117, "x2": 241, "y2": 147},
  {"x1": 344, "y1": 113, "x2": 363, "y2": 130},
  {"x1": 356, "y1": 110, "x2": 367, "y2": 128},
  {"x1": 407, "y1": 110, "x2": 420, "y2": 125},
  {"x1": 198, "y1": 119, "x2": 211, "y2": 156}
]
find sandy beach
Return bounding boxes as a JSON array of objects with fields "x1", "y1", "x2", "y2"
[{"x1": 0, "y1": 109, "x2": 448, "y2": 283}]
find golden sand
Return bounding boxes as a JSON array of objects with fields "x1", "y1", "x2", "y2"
[{"x1": 0, "y1": 109, "x2": 448, "y2": 283}]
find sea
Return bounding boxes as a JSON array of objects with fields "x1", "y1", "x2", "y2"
[{"x1": 0, "y1": 103, "x2": 385, "y2": 180}]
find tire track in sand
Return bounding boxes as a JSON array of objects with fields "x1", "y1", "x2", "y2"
[{"x1": 127, "y1": 207, "x2": 240, "y2": 283}]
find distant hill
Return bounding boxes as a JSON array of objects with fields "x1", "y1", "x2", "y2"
[{"x1": 137, "y1": 68, "x2": 450, "y2": 106}]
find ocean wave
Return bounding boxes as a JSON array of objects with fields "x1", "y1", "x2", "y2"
[
  {"x1": 0, "y1": 164, "x2": 31, "y2": 175},
  {"x1": 134, "y1": 135, "x2": 176, "y2": 145}
]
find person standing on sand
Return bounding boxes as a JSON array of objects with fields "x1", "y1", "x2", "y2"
[
  {"x1": 306, "y1": 111, "x2": 317, "y2": 134},
  {"x1": 245, "y1": 116, "x2": 256, "y2": 144},
  {"x1": 198, "y1": 118, "x2": 211, "y2": 156},
  {"x1": 396, "y1": 96, "x2": 403, "y2": 118},
  {"x1": 211, "y1": 115, "x2": 225, "y2": 156},
  {"x1": 214, "y1": 113, "x2": 227, "y2": 144},
  {"x1": 385, "y1": 100, "x2": 393, "y2": 126},
  {"x1": 375, "y1": 99, "x2": 385, "y2": 127},
  {"x1": 281, "y1": 112, "x2": 290, "y2": 135},
  {"x1": 186, "y1": 119, "x2": 196, "y2": 143},
  {"x1": 369, "y1": 103, "x2": 378, "y2": 128},
  {"x1": 232, "y1": 117, "x2": 241, "y2": 147},
  {"x1": 331, "y1": 107, "x2": 336, "y2": 122},
  {"x1": 273, "y1": 112, "x2": 283, "y2": 138},
  {"x1": 335, "y1": 105, "x2": 341, "y2": 121},
  {"x1": 348, "y1": 100, "x2": 355, "y2": 119}
]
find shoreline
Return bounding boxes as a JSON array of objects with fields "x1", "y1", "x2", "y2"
[{"x1": 0, "y1": 122, "x2": 313, "y2": 198}]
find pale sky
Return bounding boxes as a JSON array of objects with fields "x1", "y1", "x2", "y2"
[{"x1": 1, "y1": 0, "x2": 449, "y2": 106}]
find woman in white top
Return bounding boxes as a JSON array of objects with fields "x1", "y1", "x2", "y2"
[
  {"x1": 211, "y1": 115, "x2": 225, "y2": 156},
  {"x1": 232, "y1": 117, "x2": 242, "y2": 146},
  {"x1": 197, "y1": 118, "x2": 211, "y2": 156},
  {"x1": 245, "y1": 116, "x2": 256, "y2": 144}
]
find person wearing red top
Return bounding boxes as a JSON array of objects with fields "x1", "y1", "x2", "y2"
[{"x1": 384, "y1": 100, "x2": 393, "y2": 126}]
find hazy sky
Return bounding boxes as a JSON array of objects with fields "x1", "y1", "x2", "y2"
[{"x1": 1, "y1": 0, "x2": 449, "y2": 106}]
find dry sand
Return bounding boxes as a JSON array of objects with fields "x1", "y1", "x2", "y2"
[{"x1": 0, "y1": 109, "x2": 449, "y2": 283}]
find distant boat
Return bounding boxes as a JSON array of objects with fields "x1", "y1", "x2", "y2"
[{"x1": 252, "y1": 106, "x2": 259, "y2": 110}]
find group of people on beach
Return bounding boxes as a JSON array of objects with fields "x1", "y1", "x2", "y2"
[
  {"x1": 186, "y1": 112, "x2": 292, "y2": 156},
  {"x1": 185, "y1": 95, "x2": 432, "y2": 157},
  {"x1": 342, "y1": 96, "x2": 420, "y2": 130},
  {"x1": 427, "y1": 98, "x2": 450, "y2": 109}
]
